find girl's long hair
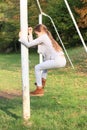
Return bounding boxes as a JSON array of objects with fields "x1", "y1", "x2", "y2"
[{"x1": 34, "y1": 24, "x2": 62, "y2": 51}]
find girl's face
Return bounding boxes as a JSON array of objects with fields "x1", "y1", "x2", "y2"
[
  {"x1": 35, "y1": 30, "x2": 46, "y2": 37},
  {"x1": 35, "y1": 31, "x2": 41, "y2": 37}
]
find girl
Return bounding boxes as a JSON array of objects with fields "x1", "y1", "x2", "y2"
[{"x1": 19, "y1": 24, "x2": 66, "y2": 96}]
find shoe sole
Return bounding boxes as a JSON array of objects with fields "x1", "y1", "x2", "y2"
[{"x1": 30, "y1": 94, "x2": 44, "y2": 97}]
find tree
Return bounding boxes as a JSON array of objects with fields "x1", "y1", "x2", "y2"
[
  {"x1": 75, "y1": 0, "x2": 87, "y2": 28},
  {"x1": 0, "y1": 0, "x2": 20, "y2": 52},
  {"x1": 74, "y1": 0, "x2": 87, "y2": 42},
  {"x1": 0, "y1": 0, "x2": 87, "y2": 52}
]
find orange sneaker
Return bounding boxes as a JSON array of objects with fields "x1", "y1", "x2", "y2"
[{"x1": 30, "y1": 87, "x2": 44, "y2": 96}]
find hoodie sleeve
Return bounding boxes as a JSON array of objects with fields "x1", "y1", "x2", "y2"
[{"x1": 19, "y1": 35, "x2": 44, "y2": 48}]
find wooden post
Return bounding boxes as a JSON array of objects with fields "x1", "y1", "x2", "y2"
[{"x1": 20, "y1": 0, "x2": 30, "y2": 120}]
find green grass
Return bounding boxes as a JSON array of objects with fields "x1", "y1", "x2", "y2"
[{"x1": 0, "y1": 47, "x2": 87, "y2": 130}]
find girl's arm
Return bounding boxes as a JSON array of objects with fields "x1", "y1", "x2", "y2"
[
  {"x1": 28, "y1": 34, "x2": 33, "y2": 42},
  {"x1": 19, "y1": 27, "x2": 44, "y2": 48},
  {"x1": 19, "y1": 35, "x2": 43, "y2": 48}
]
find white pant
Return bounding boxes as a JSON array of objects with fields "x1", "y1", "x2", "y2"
[{"x1": 35, "y1": 56, "x2": 66, "y2": 87}]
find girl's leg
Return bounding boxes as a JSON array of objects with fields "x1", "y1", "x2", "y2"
[
  {"x1": 34, "y1": 69, "x2": 47, "y2": 87},
  {"x1": 35, "y1": 58, "x2": 66, "y2": 87},
  {"x1": 42, "y1": 69, "x2": 48, "y2": 79},
  {"x1": 42, "y1": 69, "x2": 47, "y2": 88},
  {"x1": 30, "y1": 57, "x2": 66, "y2": 96}
]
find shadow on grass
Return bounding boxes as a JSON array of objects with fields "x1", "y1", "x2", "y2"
[{"x1": 0, "y1": 92, "x2": 22, "y2": 119}]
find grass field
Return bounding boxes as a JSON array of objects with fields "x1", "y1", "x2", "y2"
[{"x1": 0, "y1": 47, "x2": 87, "y2": 130}]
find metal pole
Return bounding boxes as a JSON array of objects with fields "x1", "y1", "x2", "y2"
[
  {"x1": 36, "y1": 0, "x2": 42, "y2": 13},
  {"x1": 64, "y1": 0, "x2": 87, "y2": 52},
  {"x1": 20, "y1": 0, "x2": 30, "y2": 120},
  {"x1": 39, "y1": 14, "x2": 43, "y2": 63},
  {"x1": 42, "y1": 12, "x2": 74, "y2": 69}
]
